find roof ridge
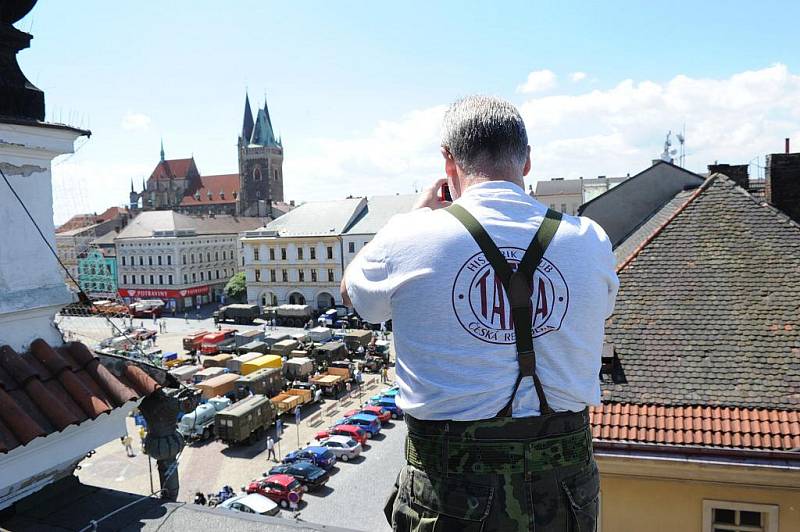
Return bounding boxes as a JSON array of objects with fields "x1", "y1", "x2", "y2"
[
  {"x1": 717, "y1": 173, "x2": 800, "y2": 232},
  {"x1": 616, "y1": 174, "x2": 717, "y2": 273}
]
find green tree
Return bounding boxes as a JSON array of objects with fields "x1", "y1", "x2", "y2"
[{"x1": 224, "y1": 272, "x2": 247, "y2": 303}]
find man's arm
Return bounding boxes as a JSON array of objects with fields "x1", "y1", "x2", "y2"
[{"x1": 340, "y1": 273, "x2": 352, "y2": 307}]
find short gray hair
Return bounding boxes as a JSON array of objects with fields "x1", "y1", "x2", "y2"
[{"x1": 441, "y1": 95, "x2": 528, "y2": 176}]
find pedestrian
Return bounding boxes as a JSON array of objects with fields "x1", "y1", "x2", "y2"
[
  {"x1": 341, "y1": 96, "x2": 617, "y2": 531},
  {"x1": 266, "y1": 436, "x2": 277, "y2": 462},
  {"x1": 345, "y1": 381, "x2": 351, "y2": 393},
  {"x1": 162, "y1": 320, "x2": 167, "y2": 333},
  {"x1": 138, "y1": 425, "x2": 147, "y2": 452},
  {"x1": 121, "y1": 434, "x2": 135, "y2": 457},
  {"x1": 380, "y1": 366, "x2": 388, "y2": 384}
]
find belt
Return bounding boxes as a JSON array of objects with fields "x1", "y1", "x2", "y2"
[{"x1": 405, "y1": 426, "x2": 592, "y2": 476}]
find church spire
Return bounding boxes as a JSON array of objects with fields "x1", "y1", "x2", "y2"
[
  {"x1": 241, "y1": 92, "x2": 254, "y2": 143},
  {"x1": 160, "y1": 138, "x2": 165, "y2": 162}
]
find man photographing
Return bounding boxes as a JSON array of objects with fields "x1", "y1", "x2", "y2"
[{"x1": 342, "y1": 95, "x2": 618, "y2": 531}]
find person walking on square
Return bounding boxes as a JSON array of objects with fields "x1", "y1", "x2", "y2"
[
  {"x1": 138, "y1": 425, "x2": 147, "y2": 452},
  {"x1": 121, "y1": 435, "x2": 135, "y2": 457},
  {"x1": 342, "y1": 96, "x2": 618, "y2": 531},
  {"x1": 266, "y1": 436, "x2": 277, "y2": 462}
]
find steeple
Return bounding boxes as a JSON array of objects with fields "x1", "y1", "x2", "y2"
[
  {"x1": 241, "y1": 92, "x2": 254, "y2": 144},
  {"x1": 249, "y1": 97, "x2": 279, "y2": 148},
  {"x1": 160, "y1": 139, "x2": 165, "y2": 162}
]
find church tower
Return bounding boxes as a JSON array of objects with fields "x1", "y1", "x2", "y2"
[{"x1": 237, "y1": 92, "x2": 284, "y2": 217}]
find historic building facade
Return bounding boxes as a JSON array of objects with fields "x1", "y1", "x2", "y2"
[
  {"x1": 129, "y1": 93, "x2": 285, "y2": 217},
  {"x1": 77, "y1": 249, "x2": 117, "y2": 299}
]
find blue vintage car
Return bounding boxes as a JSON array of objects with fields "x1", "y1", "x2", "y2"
[
  {"x1": 369, "y1": 395, "x2": 404, "y2": 418},
  {"x1": 282, "y1": 446, "x2": 337, "y2": 470}
]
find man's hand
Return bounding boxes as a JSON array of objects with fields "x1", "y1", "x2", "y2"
[{"x1": 412, "y1": 178, "x2": 451, "y2": 210}]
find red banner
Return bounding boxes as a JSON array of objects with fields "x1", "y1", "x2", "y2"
[{"x1": 118, "y1": 285, "x2": 209, "y2": 299}]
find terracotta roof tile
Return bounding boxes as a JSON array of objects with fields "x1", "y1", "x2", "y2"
[
  {"x1": 0, "y1": 340, "x2": 160, "y2": 455},
  {"x1": 590, "y1": 403, "x2": 800, "y2": 452}
]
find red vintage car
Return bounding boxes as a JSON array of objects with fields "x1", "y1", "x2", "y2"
[
  {"x1": 246, "y1": 474, "x2": 303, "y2": 509},
  {"x1": 314, "y1": 424, "x2": 368, "y2": 446},
  {"x1": 344, "y1": 405, "x2": 391, "y2": 424}
]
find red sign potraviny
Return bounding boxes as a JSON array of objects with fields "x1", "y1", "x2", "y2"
[{"x1": 118, "y1": 285, "x2": 209, "y2": 299}]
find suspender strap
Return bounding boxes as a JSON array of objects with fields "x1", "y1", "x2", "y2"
[{"x1": 445, "y1": 204, "x2": 562, "y2": 417}]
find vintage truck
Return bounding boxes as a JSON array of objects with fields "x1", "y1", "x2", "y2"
[
  {"x1": 178, "y1": 396, "x2": 232, "y2": 440},
  {"x1": 200, "y1": 329, "x2": 237, "y2": 355},
  {"x1": 215, "y1": 394, "x2": 277, "y2": 445},
  {"x1": 264, "y1": 304, "x2": 316, "y2": 327},
  {"x1": 202, "y1": 353, "x2": 235, "y2": 369},
  {"x1": 344, "y1": 330, "x2": 373, "y2": 353},
  {"x1": 311, "y1": 341, "x2": 348, "y2": 366},
  {"x1": 235, "y1": 329, "x2": 265, "y2": 347},
  {"x1": 284, "y1": 357, "x2": 315, "y2": 381},
  {"x1": 309, "y1": 366, "x2": 350, "y2": 396},
  {"x1": 193, "y1": 366, "x2": 226, "y2": 383},
  {"x1": 182, "y1": 330, "x2": 210, "y2": 353},
  {"x1": 169, "y1": 364, "x2": 201, "y2": 384},
  {"x1": 236, "y1": 340, "x2": 269, "y2": 356},
  {"x1": 129, "y1": 299, "x2": 164, "y2": 318},
  {"x1": 227, "y1": 351, "x2": 265, "y2": 373},
  {"x1": 213, "y1": 304, "x2": 261, "y2": 325},
  {"x1": 235, "y1": 367, "x2": 284, "y2": 399},
  {"x1": 271, "y1": 388, "x2": 315, "y2": 415},
  {"x1": 307, "y1": 327, "x2": 332, "y2": 343},
  {"x1": 196, "y1": 373, "x2": 240, "y2": 400},
  {"x1": 240, "y1": 354, "x2": 282, "y2": 376},
  {"x1": 271, "y1": 339, "x2": 299, "y2": 357}
]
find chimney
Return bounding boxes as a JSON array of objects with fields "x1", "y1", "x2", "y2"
[
  {"x1": 786, "y1": 138, "x2": 791, "y2": 154},
  {"x1": 708, "y1": 163, "x2": 750, "y2": 190},
  {"x1": 765, "y1": 145, "x2": 800, "y2": 223}
]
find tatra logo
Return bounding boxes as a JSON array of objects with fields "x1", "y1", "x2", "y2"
[{"x1": 451, "y1": 247, "x2": 569, "y2": 344}]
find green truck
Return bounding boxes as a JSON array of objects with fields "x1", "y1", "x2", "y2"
[
  {"x1": 235, "y1": 367, "x2": 284, "y2": 400},
  {"x1": 214, "y1": 394, "x2": 277, "y2": 445},
  {"x1": 213, "y1": 304, "x2": 261, "y2": 325},
  {"x1": 311, "y1": 341, "x2": 348, "y2": 366}
]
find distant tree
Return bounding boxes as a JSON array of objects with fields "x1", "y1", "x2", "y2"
[{"x1": 224, "y1": 272, "x2": 247, "y2": 303}]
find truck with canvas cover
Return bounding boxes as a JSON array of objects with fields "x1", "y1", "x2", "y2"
[
  {"x1": 236, "y1": 367, "x2": 284, "y2": 399},
  {"x1": 311, "y1": 341, "x2": 348, "y2": 365},
  {"x1": 271, "y1": 388, "x2": 314, "y2": 415},
  {"x1": 309, "y1": 367, "x2": 350, "y2": 396},
  {"x1": 344, "y1": 330, "x2": 373, "y2": 352},
  {"x1": 307, "y1": 327, "x2": 332, "y2": 343},
  {"x1": 240, "y1": 354, "x2": 282, "y2": 376},
  {"x1": 170, "y1": 364, "x2": 201, "y2": 383},
  {"x1": 183, "y1": 330, "x2": 210, "y2": 353},
  {"x1": 196, "y1": 373, "x2": 240, "y2": 400},
  {"x1": 263, "y1": 332, "x2": 291, "y2": 348},
  {"x1": 178, "y1": 396, "x2": 231, "y2": 440},
  {"x1": 227, "y1": 351, "x2": 265, "y2": 373},
  {"x1": 202, "y1": 353, "x2": 234, "y2": 369},
  {"x1": 215, "y1": 394, "x2": 277, "y2": 445},
  {"x1": 200, "y1": 329, "x2": 237, "y2": 355},
  {"x1": 264, "y1": 304, "x2": 315, "y2": 327},
  {"x1": 193, "y1": 366, "x2": 225, "y2": 383},
  {"x1": 236, "y1": 340, "x2": 269, "y2": 356},
  {"x1": 235, "y1": 328, "x2": 265, "y2": 347},
  {"x1": 284, "y1": 357, "x2": 315, "y2": 381},
  {"x1": 289, "y1": 349, "x2": 310, "y2": 359},
  {"x1": 214, "y1": 304, "x2": 261, "y2": 325},
  {"x1": 218, "y1": 337, "x2": 240, "y2": 355},
  {"x1": 129, "y1": 299, "x2": 164, "y2": 318},
  {"x1": 290, "y1": 331, "x2": 309, "y2": 344},
  {"x1": 271, "y1": 339, "x2": 299, "y2": 357}
]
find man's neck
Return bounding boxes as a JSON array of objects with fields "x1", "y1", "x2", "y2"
[{"x1": 461, "y1": 174, "x2": 525, "y2": 191}]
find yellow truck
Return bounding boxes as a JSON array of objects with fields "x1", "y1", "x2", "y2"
[
  {"x1": 270, "y1": 388, "x2": 314, "y2": 415},
  {"x1": 240, "y1": 354, "x2": 282, "y2": 376}
]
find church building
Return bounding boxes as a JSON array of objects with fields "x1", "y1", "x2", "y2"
[{"x1": 129, "y1": 93, "x2": 285, "y2": 217}]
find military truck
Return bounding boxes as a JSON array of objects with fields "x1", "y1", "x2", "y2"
[
  {"x1": 309, "y1": 366, "x2": 350, "y2": 396},
  {"x1": 235, "y1": 329, "x2": 264, "y2": 347},
  {"x1": 344, "y1": 330, "x2": 373, "y2": 353},
  {"x1": 236, "y1": 340, "x2": 269, "y2": 356},
  {"x1": 178, "y1": 396, "x2": 232, "y2": 440},
  {"x1": 235, "y1": 367, "x2": 284, "y2": 399},
  {"x1": 271, "y1": 388, "x2": 315, "y2": 415},
  {"x1": 284, "y1": 357, "x2": 315, "y2": 381},
  {"x1": 227, "y1": 351, "x2": 265, "y2": 373},
  {"x1": 264, "y1": 304, "x2": 316, "y2": 327},
  {"x1": 311, "y1": 341, "x2": 348, "y2": 366},
  {"x1": 307, "y1": 327, "x2": 333, "y2": 343},
  {"x1": 214, "y1": 394, "x2": 277, "y2": 445},
  {"x1": 213, "y1": 304, "x2": 261, "y2": 325},
  {"x1": 271, "y1": 339, "x2": 300, "y2": 357}
]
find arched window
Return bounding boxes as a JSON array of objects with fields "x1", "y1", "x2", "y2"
[{"x1": 253, "y1": 166, "x2": 262, "y2": 181}]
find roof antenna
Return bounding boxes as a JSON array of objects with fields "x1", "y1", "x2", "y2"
[{"x1": 676, "y1": 124, "x2": 686, "y2": 168}]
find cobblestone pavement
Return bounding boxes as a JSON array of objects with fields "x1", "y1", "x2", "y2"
[{"x1": 64, "y1": 313, "x2": 402, "y2": 529}]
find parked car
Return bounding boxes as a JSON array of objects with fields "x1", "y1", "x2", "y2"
[
  {"x1": 246, "y1": 474, "x2": 304, "y2": 509},
  {"x1": 344, "y1": 405, "x2": 391, "y2": 424},
  {"x1": 370, "y1": 385, "x2": 399, "y2": 401},
  {"x1": 282, "y1": 446, "x2": 337, "y2": 470},
  {"x1": 369, "y1": 395, "x2": 404, "y2": 419},
  {"x1": 317, "y1": 435, "x2": 362, "y2": 462},
  {"x1": 314, "y1": 424, "x2": 369, "y2": 447},
  {"x1": 267, "y1": 461, "x2": 329, "y2": 492},
  {"x1": 217, "y1": 493, "x2": 280, "y2": 516},
  {"x1": 335, "y1": 413, "x2": 381, "y2": 438}
]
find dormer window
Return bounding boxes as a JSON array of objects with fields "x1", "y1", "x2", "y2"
[
  {"x1": 220, "y1": 189, "x2": 225, "y2": 199},
  {"x1": 207, "y1": 190, "x2": 213, "y2": 200},
  {"x1": 194, "y1": 191, "x2": 201, "y2": 201},
  {"x1": 232, "y1": 190, "x2": 238, "y2": 199}
]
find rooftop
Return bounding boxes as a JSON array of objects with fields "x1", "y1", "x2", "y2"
[
  {"x1": 116, "y1": 211, "x2": 264, "y2": 240},
  {"x1": 178, "y1": 174, "x2": 240, "y2": 206},
  {"x1": 343, "y1": 194, "x2": 417, "y2": 235},
  {"x1": 247, "y1": 198, "x2": 366, "y2": 238}
]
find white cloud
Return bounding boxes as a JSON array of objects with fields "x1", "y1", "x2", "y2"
[
  {"x1": 517, "y1": 69, "x2": 558, "y2": 94},
  {"x1": 121, "y1": 112, "x2": 151, "y2": 131},
  {"x1": 570, "y1": 71, "x2": 587, "y2": 82}
]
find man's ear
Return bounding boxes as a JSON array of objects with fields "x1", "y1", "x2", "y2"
[
  {"x1": 443, "y1": 148, "x2": 458, "y2": 179},
  {"x1": 522, "y1": 145, "x2": 532, "y2": 177}
]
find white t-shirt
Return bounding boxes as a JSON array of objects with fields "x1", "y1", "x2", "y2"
[{"x1": 345, "y1": 181, "x2": 618, "y2": 420}]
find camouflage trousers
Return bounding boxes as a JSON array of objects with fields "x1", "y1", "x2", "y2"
[{"x1": 385, "y1": 409, "x2": 598, "y2": 532}]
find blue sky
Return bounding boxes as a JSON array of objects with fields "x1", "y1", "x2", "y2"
[{"x1": 17, "y1": 1, "x2": 800, "y2": 223}]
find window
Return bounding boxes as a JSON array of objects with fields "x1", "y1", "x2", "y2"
[
  {"x1": 282, "y1": 269, "x2": 288, "y2": 282},
  {"x1": 167, "y1": 255, "x2": 172, "y2": 265},
  {"x1": 309, "y1": 247, "x2": 316, "y2": 260},
  {"x1": 200, "y1": 272, "x2": 204, "y2": 281},
  {"x1": 270, "y1": 269, "x2": 276, "y2": 282},
  {"x1": 281, "y1": 248, "x2": 287, "y2": 260},
  {"x1": 222, "y1": 250, "x2": 226, "y2": 260},
  {"x1": 192, "y1": 273, "x2": 196, "y2": 282},
  {"x1": 216, "y1": 270, "x2": 220, "y2": 279},
  {"x1": 298, "y1": 270, "x2": 305, "y2": 282},
  {"x1": 560, "y1": 203, "x2": 567, "y2": 213},
  {"x1": 255, "y1": 269, "x2": 261, "y2": 282},
  {"x1": 363, "y1": 241, "x2": 368, "y2": 247},
  {"x1": 703, "y1": 500, "x2": 778, "y2": 532},
  {"x1": 168, "y1": 275, "x2": 173, "y2": 285},
  {"x1": 298, "y1": 247, "x2": 304, "y2": 260},
  {"x1": 198, "y1": 253, "x2": 202, "y2": 263},
  {"x1": 215, "y1": 251, "x2": 219, "y2": 261},
  {"x1": 184, "y1": 274, "x2": 188, "y2": 284},
  {"x1": 328, "y1": 269, "x2": 335, "y2": 282},
  {"x1": 348, "y1": 242, "x2": 355, "y2": 253},
  {"x1": 182, "y1": 255, "x2": 187, "y2": 265},
  {"x1": 242, "y1": 256, "x2": 245, "y2": 266},
  {"x1": 148, "y1": 256, "x2": 153, "y2": 266},
  {"x1": 149, "y1": 275, "x2": 154, "y2": 284},
  {"x1": 224, "y1": 269, "x2": 228, "y2": 277},
  {"x1": 327, "y1": 246, "x2": 333, "y2": 260},
  {"x1": 254, "y1": 248, "x2": 260, "y2": 261},
  {"x1": 191, "y1": 254, "x2": 195, "y2": 264},
  {"x1": 311, "y1": 269, "x2": 317, "y2": 282},
  {"x1": 123, "y1": 274, "x2": 128, "y2": 284},
  {"x1": 159, "y1": 275, "x2": 163, "y2": 284},
  {"x1": 274, "y1": 169, "x2": 279, "y2": 181},
  {"x1": 139, "y1": 256, "x2": 144, "y2": 266},
  {"x1": 157, "y1": 256, "x2": 162, "y2": 265},
  {"x1": 207, "y1": 252, "x2": 211, "y2": 262},
  {"x1": 253, "y1": 166, "x2": 262, "y2": 181},
  {"x1": 269, "y1": 248, "x2": 275, "y2": 261},
  {"x1": 121, "y1": 256, "x2": 126, "y2": 266},
  {"x1": 549, "y1": 203, "x2": 556, "y2": 209}
]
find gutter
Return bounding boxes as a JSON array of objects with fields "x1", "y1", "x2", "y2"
[{"x1": 593, "y1": 439, "x2": 800, "y2": 465}]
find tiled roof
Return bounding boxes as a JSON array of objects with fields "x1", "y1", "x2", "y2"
[
  {"x1": 534, "y1": 179, "x2": 583, "y2": 196},
  {"x1": 149, "y1": 158, "x2": 196, "y2": 180},
  {"x1": 179, "y1": 174, "x2": 240, "y2": 206},
  {"x1": 0, "y1": 340, "x2": 159, "y2": 454},
  {"x1": 604, "y1": 174, "x2": 800, "y2": 410},
  {"x1": 613, "y1": 187, "x2": 697, "y2": 264},
  {"x1": 590, "y1": 403, "x2": 800, "y2": 451},
  {"x1": 117, "y1": 211, "x2": 264, "y2": 239}
]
